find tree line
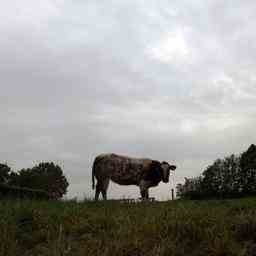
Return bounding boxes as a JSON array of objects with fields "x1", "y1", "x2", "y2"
[
  {"x1": 176, "y1": 144, "x2": 256, "y2": 199},
  {"x1": 0, "y1": 162, "x2": 69, "y2": 199}
]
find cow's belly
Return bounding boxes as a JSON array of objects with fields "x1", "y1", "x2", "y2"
[
  {"x1": 110, "y1": 176, "x2": 138, "y2": 186},
  {"x1": 109, "y1": 166, "x2": 141, "y2": 186}
]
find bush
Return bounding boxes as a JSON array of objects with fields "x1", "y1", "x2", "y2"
[
  {"x1": 177, "y1": 145, "x2": 256, "y2": 199},
  {"x1": 10, "y1": 162, "x2": 69, "y2": 199}
]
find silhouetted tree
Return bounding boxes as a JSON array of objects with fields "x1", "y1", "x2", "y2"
[
  {"x1": 176, "y1": 177, "x2": 203, "y2": 199},
  {"x1": 11, "y1": 162, "x2": 69, "y2": 199},
  {"x1": 177, "y1": 153, "x2": 242, "y2": 199},
  {"x1": 240, "y1": 144, "x2": 256, "y2": 195},
  {"x1": 0, "y1": 163, "x2": 11, "y2": 184},
  {"x1": 222, "y1": 154, "x2": 241, "y2": 196},
  {"x1": 176, "y1": 183, "x2": 184, "y2": 198},
  {"x1": 201, "y1": 155, "x2": 241, "y2": 198},
  {"x1": 201, "y1": 159, "x2": 223, "y2": 197}
]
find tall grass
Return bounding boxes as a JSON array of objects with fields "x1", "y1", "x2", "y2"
[{"x1": 0, "y1": 198, "x2": 256, "y2": 255}]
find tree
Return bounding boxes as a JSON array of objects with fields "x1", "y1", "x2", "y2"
[
  {"x1": 240, "y1": 144, "x2": 256, "y2": 195},
  {"x1": 201, "y1": 159, "x2": 223, "y2": 197},
  {"x1": 176, "y1": 145, "x2": 256, "y2": 199},
  {"x1": 11, "y1": 162, "x2": 69, "y2": 199},
  {"x1": 177, "y1": 154, "x2": 242, "y2": 199},
  {"x1": 176, "y1": 176, "x2": 203, "y2": 199},
  {"x1": 201, "y1": 155, "x2": 241, "y2": 198},
  {"x1": 221, "y1": 154, "x2": 241, "y2": 196},
  {"x1": 0, "y1": 163, "x2": 11, "y2": 184}
]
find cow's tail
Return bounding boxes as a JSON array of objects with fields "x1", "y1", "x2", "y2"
[
  {"x1": 92, "y1": 160, "x2": 96, "y2": 190},
  {"x1": 92, "y1": 158, "x2": 98, "y2": 189}
]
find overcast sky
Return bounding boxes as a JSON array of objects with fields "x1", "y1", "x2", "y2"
[{"x1": 1, "y1": 0, "x2": 256, "y2": 200}]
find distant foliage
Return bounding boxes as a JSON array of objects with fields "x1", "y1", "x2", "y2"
[
  {"x1": 10, "y1": 162, "x2": 69, "y2": 199},
  {"x1": 240, "y1": 144, "x2": 256, "y2": 194},
  {"x1": 177, "y1": 144, "x2": 256, "y2": 199},
  {"x1": 0, "y1": 163, "x2": 11, "y2": 184},
  {"x1": 176, "y1": 177, "x2": 203, "y2": 199},
  {"x1": 0, "y1": 162, "x2": 69, "y2": 199}
]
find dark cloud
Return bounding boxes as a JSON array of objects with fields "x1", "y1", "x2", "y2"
[{"x1": 1, "y1": 1, "x2": 256, "y2": 199}]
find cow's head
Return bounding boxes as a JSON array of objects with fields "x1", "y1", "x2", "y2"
[
  {"x1": 161, "y1": 161, "x2": 176, "y2": 183},
  {"x1": 145, "y1": 161, "x2": 176, "y2": 185}
]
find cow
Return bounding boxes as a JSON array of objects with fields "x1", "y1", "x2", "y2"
[{"x1": 92, "y1": 153, "x2": 176, "y2": 200}]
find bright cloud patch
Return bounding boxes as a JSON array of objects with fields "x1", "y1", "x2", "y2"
[{"x1": 147, "y1": 30, "x2": 189, "y2": 63}]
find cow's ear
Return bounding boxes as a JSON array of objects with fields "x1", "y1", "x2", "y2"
[
  {"x1": 144, "y1": 161, "x2": 162, "y2": 182},
  {"x1": 169, "y1": 165, "x2": 176, "y2": 171}
]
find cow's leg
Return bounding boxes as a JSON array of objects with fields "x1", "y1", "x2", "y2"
[
  {"x1": 140, "y1": 189, "x2": 149, "y2": 199},
  {"x1": 144, "y1": 189, "x2": 149, "y2": 199},
  {"x1": 95, "y1": 182, "x2": 101, "y2": 201},
  {"x1": 101, "y1": 179, "x2": 110, "y2": 200},
  {"x1": 139, "y1": 180, "x2": 149, "y2": 200}
]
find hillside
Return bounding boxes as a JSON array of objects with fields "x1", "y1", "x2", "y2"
[{"x1": 1, "y1": 198, "x2": 256, "y2": 256}]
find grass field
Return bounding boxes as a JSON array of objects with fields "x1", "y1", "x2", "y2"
[{"x1": 1, "y1": 198, "x2": 256, "y2": 256}]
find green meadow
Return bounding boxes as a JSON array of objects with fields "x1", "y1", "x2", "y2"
[{"x1": 1, "y1": 198, "x2": 256, "y2": 256}]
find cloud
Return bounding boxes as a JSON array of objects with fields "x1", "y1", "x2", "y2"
[{"x1": 0, "y1": 0, "x2": 256, "y2": 200}]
